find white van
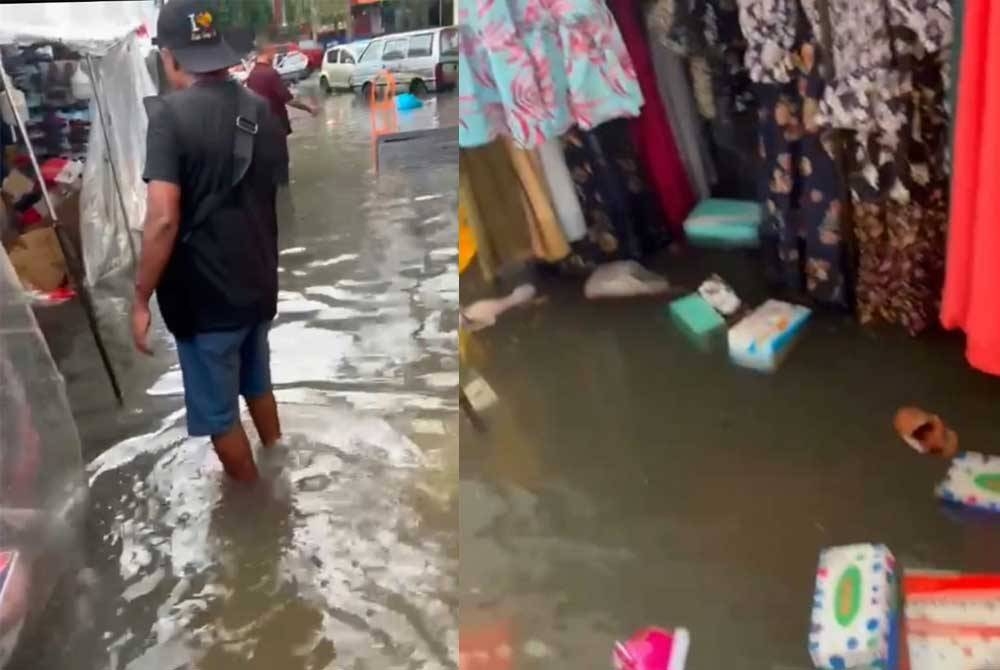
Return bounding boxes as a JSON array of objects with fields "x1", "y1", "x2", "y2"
[{"x1": 349, "y1": 26, "x2": 458, "y2": 96}]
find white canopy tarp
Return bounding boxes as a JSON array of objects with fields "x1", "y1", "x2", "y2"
[
  {"x1": 0, "y1": 1, "x2": 157, "y2": 56},
  {"x1": 0, "y1": 1, "x2": 158, "y2": 284}
]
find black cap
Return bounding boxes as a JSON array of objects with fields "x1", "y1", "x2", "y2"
[{"x1": 156, "y1": 0, "x2": 240, "y2": 74}]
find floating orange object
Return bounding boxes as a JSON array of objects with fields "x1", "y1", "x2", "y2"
[
  {"x1": 459, "y1": 620, "x2": 513, "y2": 670},
  {"x1": 369, "y1": 69, "x2": 398, "y2": 174}
]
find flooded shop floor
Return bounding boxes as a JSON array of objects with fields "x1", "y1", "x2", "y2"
[
  {"x1": 16, "y1": 90, "x2": 459, "y2": 669},
  {"x1": 458, "y1": 247, "x2": 1000, "y2": 669}
]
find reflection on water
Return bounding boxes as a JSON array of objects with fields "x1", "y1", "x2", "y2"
[{"x1": 15, "y1": 91, "x2": 458, "y2": 669}]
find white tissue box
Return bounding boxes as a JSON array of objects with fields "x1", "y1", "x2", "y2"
[
  {"x1": 728, "y1": 300, "x2": 810, "y2": 372},
  {"x1": 809, "y1": 544, "x2": 896, "y2": 670}
]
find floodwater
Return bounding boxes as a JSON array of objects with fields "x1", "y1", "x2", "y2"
[
  {"x1": 459, "y1": 247, "x2": 1000, "y2": 669},
  {"x1": 16, "y1": 87, "x2": 459, "y2": 670}
]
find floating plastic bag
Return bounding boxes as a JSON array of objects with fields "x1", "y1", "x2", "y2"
[{"x1": 584, "y1": 261, "x2": 669, "y2": 300}]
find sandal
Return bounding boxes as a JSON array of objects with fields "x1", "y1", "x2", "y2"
[{"x1": 893, "y1": 407, "x2": 959, "y2": 459}]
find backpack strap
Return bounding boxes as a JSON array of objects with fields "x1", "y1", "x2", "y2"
[{"x1": 150, "y1": 81, "x2": 259, "y2": 242}]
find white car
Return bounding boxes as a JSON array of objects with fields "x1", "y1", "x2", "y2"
[
  {"x1": 319, "y1": 41, "x2": 368, "y2": 94},
  {"x1": 275, "y1": 50, "x2": 310, "y2": 82}
]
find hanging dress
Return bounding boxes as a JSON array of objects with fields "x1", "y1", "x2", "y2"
[
  {"x1": 458, "y1": 0, "x2": 644, "y2": 149},
  {"x1": 607, "y1": 0, "x2": 696, "y2": 233},
  {"x1": 940, "y1": 0, "x2": 1000, "y2": 373}
]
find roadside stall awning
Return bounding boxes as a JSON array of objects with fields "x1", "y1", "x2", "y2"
[{"x1": 0, "y1": 1, "x2": 157, "y2": 285}]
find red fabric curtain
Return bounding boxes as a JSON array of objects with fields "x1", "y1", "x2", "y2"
[{"x1": 606, "y1": 0, "x2": 696, "y2": 236}]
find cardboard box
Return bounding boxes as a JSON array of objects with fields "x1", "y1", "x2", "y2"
[
  {"x1": 1, "y1": 169, "x2": 35, "y2": 204},
  {"x1": 5, "y1": 226, "x2": 67, "y2": 291}
]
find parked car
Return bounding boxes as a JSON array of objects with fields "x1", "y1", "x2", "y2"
[
  {"x1": 298, "y1": 39, "x2": 325, "y2": 71},
  {"x1": 275, "y1": 49, "x2": 310, "y2": 82},
  {"x1": 319, "y1": 40, "x2": 369, "y2": 93},
  {"x1": 349, "y1": 27, "x2": 458, "y2": 97}
]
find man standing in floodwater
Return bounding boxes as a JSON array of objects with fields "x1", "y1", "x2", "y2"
[
  {"x1": 131, "y1": 0, "x2": 285, "y2": 481},
  {"x1": 245, "y1": 38, "x2": 318, "y2": 187}
]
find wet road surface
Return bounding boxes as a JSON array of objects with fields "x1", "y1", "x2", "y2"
[
  {"x1": 18, "y1": 88, "x2": 459, "y2": 670},
  {"x1": 459, "y1": 247, "x2": 1000, "y2": 669}
]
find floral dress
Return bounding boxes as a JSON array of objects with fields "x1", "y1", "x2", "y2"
[
  {"x1": 458, "y1": 0, "x2": 645, "y2": 149},
  {"x1": 740, "y1": 0, "x2": 849, "y2": 306},
  {"x1": 802, "y1": 0, "x2": 953, "y2": 333}
]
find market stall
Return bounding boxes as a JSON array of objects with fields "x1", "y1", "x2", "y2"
[{"x1": 0, "y1": 0, "x2": 157, "y2": 286}]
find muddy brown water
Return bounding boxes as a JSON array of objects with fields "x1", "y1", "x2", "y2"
[
  {"x1": 16, "y1": 89, "x2": 459, "y2": 670},
  {"x1": 458, "y1": 247, "x2": 1000, "y2": 669}
]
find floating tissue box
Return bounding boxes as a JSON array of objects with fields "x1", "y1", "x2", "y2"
[
  {"x1": 667, "y1": 294, "x2": 726, "y2": 352},
  {"x1": 809, "y1": 544, "x2": 897, "y2": 670},
  {"x1": 904, "y1": 571, "x2": 1000, "y2": 670},
  {"x1": 935, "y1": 451, "x2": 1000, "y2": 512},
  {"x1": 682, "y1": 198, "x2": 761, "y2": 249},
  {"x1": 728, "y1": 300, "x2": 811, "y2": 372}
]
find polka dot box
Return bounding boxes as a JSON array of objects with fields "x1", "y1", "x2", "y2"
[
  {"x1": 809, "y1": 543, "x2": 897, "y2": 670},
  {"x1": 904, "y1": 571, "x2": 1000, "y2": 670},
  {"x1": 936, "y1": 451, "x2": 1000, "y2": 512}
]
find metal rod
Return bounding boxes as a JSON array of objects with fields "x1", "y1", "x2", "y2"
[
  {"x1": 85, "y1": 54, "x2": 138, "y2": 268},
  {"x1": 0, "y1": 55, "x2": 124, "y2": 405}
]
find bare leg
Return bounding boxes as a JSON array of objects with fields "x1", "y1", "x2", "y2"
[
  {"x1": 247, "y1": 391, "x2": 282, "y2": 448},
  {"x1": 212, "y1": 423, "x2": 259, "y2": 481}
]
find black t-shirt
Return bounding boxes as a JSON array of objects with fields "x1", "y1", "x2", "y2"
[{"x1": 142, "y1": 79, "x2": 285, "y2": 338}]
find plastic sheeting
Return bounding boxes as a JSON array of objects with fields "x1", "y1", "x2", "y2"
[
  {"x1": 0, "y1": 247, "x2": 87, "y2": 667},
  {"x1": 79, "y1": 34, "x2": 156, "y2": 283},
  {"x1": 0, "y1": 1, "x2": 158, "y2": 284},
  {"x1": 0, "y1": 1, "x2": 157, "y2": 57}
]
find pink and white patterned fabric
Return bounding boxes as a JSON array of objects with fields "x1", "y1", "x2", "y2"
[{"x1": 458, "y1": 0, "x2": 645, "y2": 149}]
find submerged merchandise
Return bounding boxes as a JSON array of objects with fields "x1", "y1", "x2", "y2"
[
  {"x1": 936, "y1": 452, "x2": 1000, "y2": 512},
  {"x1": 682, "y1": 198, "x2": 760, "y2": 248},
  {"x1": 808, "y1": 544, "x2": 897, "y2": 670},
  {"x1": 613, "y1": 627, "x2": 689, "y2": 670},
  {"x1": 727, "y1": 299, "x2": 810, "y2": 372},
  {"x1": 669, "y1": 293, "x2": 727, "y2": 351},
  {"x1": 904, "y1": 571, "x2": 1000, "y2": 670},
  {"x1": 583, "y1": 260, "x2": 669, "y2": 300}
]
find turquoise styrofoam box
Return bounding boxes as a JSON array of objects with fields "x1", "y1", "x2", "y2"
[{"x1": 683, "y1": 198, "x2": 761, "y2": 248}]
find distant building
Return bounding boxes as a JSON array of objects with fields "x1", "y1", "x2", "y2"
[{"x1": 350, "y1": 0, "x2": 454, "y2": 38}]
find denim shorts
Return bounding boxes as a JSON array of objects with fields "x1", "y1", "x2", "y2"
[{"x1": 175, "y1": 322, "x2": 273, "y2": 437}]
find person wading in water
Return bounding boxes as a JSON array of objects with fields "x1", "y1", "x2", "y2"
[{"x1": 133, "y1": 0, "x2": 286, "y2": 481}]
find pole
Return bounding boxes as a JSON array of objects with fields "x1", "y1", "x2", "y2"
[
  {"x1": 0, "y1": 56, "x2": 124, "y2": 405},
  {"x1": 85, "y1": 54, "x2": 138, "y2": 268}
]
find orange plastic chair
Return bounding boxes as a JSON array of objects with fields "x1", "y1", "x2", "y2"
[{"x1": 369, "y1": 69, "x2": 398, "y2": 173}]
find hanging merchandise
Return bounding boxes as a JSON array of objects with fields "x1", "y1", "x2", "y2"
[
  {"x1": 809, "y1": 0, "x2": 952, "y2": 334},
  {"x1": 941, "y1": 0, "x2": 1000, "y2": 373},
  {"x1": 647, "y1": 39, "x2": 717, "y2": 200},
  {"x1": 650, "y1": 0, "x2": 757, "y2": 198},
  {"x1": 70, "y1": 61, "x2": 92, "y2": 101},
  {"x1": 504, "y1": 139, "x2": 572, "y2": 263},
  {"x1": 459, "y1": 142, "x2": 537, "y2": 283},
  {"x1": 561, "y1": 121, "x2": 670, "y2": 264},
  {"x1": 537, "y1": 137, "x2": 587, "y2": 244},
  {"x1": 738, "y1": 1, "x2": 850, "y2": 308},
  {"x1": 606, "y1": 0, "x2": 696, "y2": 233},
  {"x1": 457, "y1": 0, "x2": 644, "y2": 149}
]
